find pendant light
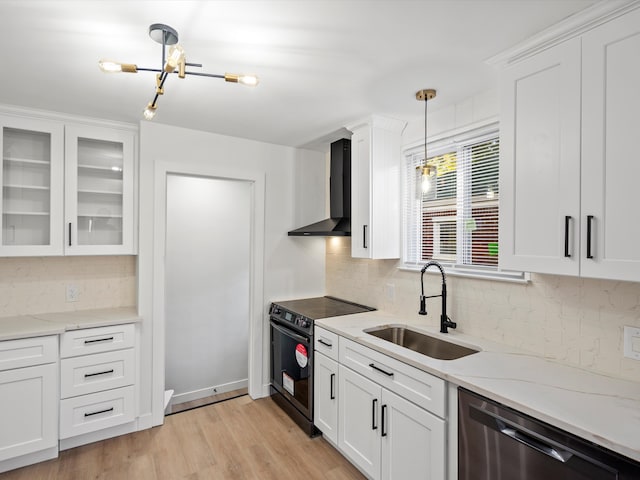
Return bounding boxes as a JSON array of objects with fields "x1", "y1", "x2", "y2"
[
  {"x1": 416, "y1": 89, "x2": 437, "y2": 198},
  {"x1": 99, "y1": 24, "x2": 259, "y2": 120}
]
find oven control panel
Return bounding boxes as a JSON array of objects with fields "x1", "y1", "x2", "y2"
[{"x1": 270, "y1": 304, "x2": 312, "y2": 333}]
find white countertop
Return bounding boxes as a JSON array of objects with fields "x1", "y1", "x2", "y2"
[
  {"x1": 0, "y1": 307, "x2": 141, "y2": 341},
  {"x1": 316, "y1": 310, "x2": 640, "y2": 463}
]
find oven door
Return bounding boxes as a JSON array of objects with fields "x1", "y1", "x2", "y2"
[{"x1": 270, "y1": 318, "x2": 313, "y2": 420}]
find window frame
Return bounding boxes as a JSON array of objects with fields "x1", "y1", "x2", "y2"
[{"x1": 401, "y1": 119, "x2": 528, "y2": 282}]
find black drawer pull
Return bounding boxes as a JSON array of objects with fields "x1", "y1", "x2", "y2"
[
  {"x1": 372, "y1": 398, "x2": 378, "y2": 430},
  {"x1": 84, "y1": 369, "x2": 114, "y2": 378},
  {"x1": 330, "y1": 373, "x2": 335, "y2": 400},
  {"x1": 586, "y1": 215, "x2": 594, "y2": 259},
  {"x1": 369, "y1": 363, "x2": 394, "y2": 377},
  {"x1": 318, "y1": 339, "x2": 333, "y2": 348},
  {"x1": 84, "y1": 337, "x2": 115, "y2": 344},
  {"x1": 564, "y1": 216, "x2": 572, "y2": 258},
  {"x1": 84, "y1": 407, "x2": 114, "y2": 417},
  {"x1": 381, "y1": 404, "x2": 388, "y2": 437}
]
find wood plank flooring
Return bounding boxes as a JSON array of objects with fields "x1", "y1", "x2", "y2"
[
  {"x1": 167, "y1": 388, "x2": 249, "y2": 415},
  {"x1": 0, "y1": 396, "x2": 365, "y2": 480}
]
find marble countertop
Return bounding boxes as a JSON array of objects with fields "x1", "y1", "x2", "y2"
[
  {"x1": 316, "y1": 311, "x2": 640, "y2": 463},
  {"x1": 0, "y1": 307, "x2": 141, "y2": 341}
]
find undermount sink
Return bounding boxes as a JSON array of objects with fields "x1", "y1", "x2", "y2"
[{"x1": 365, "y1": 325, "x2": 479, "y2": 360}]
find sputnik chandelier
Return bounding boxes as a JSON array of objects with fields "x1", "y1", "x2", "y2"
[{"x1": 99, "y1": 23, "x2": 259, "y2": 120}]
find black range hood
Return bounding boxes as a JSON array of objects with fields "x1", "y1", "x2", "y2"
[{"x1": 288, "y1": 138, "x2": 351, "y2": 237}]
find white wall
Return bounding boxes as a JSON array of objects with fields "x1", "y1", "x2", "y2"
[{"x1": 137, "y1": 122, "x2": 327, "y2": 424}]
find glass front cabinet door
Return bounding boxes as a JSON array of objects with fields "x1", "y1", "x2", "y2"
[
  {"x1": 0, "y1": 116, "x2": 64, "y2": 255},
  {"x1": 64, "y1": 125, "x2": 135, "y2": 255}
]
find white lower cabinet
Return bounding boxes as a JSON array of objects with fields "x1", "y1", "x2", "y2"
[
  {"x1": 0, "y1": 336, "x2": 58, "y2": 472},
  {"x1": 59, "y1": 324, "x2": 136, "y2": 444},
  {"x1": 314, "y1": 329, "x2": 447, "y2": 480},
  {"x1": 314, "y1": 351, "x2": 339, "y2": 445}
]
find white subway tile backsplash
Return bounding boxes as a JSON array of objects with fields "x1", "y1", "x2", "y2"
[
  {"x1": 326, "y1": 238, "x2": 640, "y2": 383},
  {"x1": 0, "y1": 256, "x2": 136, "y2": 317}
]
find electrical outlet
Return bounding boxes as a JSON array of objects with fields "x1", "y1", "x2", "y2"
[
  {"x1": 385, "y1": 283, "x2": 395, "y2": 302},
  {"x1": 66, "y1": 284, "x2": 79, "y2": 302},
  {"x1": 623, "y1": 326, "x2": 640, "y2": 360}
]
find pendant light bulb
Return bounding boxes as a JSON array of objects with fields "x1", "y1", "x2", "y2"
[
  {"x1": 99, "y1": 60, "x2": 138, "y2": 73},
  {"x1": 225, "y1": 73, "x2": 259, "y2": 87}
]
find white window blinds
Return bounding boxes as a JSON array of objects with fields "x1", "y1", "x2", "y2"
[{"x1": 403, "y1": 125, "x2": 504, "y2": 276}]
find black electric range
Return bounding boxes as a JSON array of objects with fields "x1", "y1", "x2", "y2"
[{"x1": 269, "y1": 296, "x2": 375, "y2": 436}]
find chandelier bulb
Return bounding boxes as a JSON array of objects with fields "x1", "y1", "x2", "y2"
[
  {"x1": 165, "y1": 45, "x2": 185, "y2": 73},
  {"x1": 143, "y1": 103, "x2": 157, "y2": 120}
]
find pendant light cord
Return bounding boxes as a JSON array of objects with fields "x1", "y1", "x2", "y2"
[{"x1": 424, "y1": 97, "x2": 428, "y2": 163}]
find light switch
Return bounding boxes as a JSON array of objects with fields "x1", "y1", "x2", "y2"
[{"x1": 623, "y1": 326, "x2": 640, "y2": 360}]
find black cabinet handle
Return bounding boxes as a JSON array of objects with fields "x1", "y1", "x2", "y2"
[
  {"x1": 84, "y1": 369, "x2": 114, "y2": 378},
  {"x1": 372, "y1": 398, "x2": 378, "y2": 430},
  {"x1": 330, "y1": 373, "x2": 335, "y2": 400},
  {"x1": 318, "y1": 339, "x2": 333, "y2": 348},
  {"x1": 84, "y1": 337, "x2": 114, "y2": 344},
  {"x1": 381, "y1": 404, "x2": 388, "y2": 437},
  {"x1": 369, "y1": 363, "x2": 394, "y2": 377},
  {"x1": 68, "y1": 222, "x2": 72, "y2": 247},
  {"x1": 84, "y1": 407, "x2": 114, "y2": 417},
  {"x1": 564, "y1": 216, "x2": 572, "y2": 258},
  {"x1": 586, "y1": 215, "x2": 594, "y2": 259},
  {"x1": 363, "y1": 225, "x2": 368, "y2": 249}
]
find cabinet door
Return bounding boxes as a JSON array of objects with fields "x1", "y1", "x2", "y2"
[
  {"x1": 338, "y1": 365, "x2": 381, "y2": 479},
  {"x1": 380, "y1": 389, "x2": 445, "y2": 480},
  {"x1": 0, "y1": 363, "x2": 58, "y2": 462},
  {"x1": 581, "y1": 8, "x2": 640, "y2": 281},
  {"x1": 0, "y1": 115, "x2": 64, "y2": 256},
  {"x1": 498, "y1": 38, "x2": 581, "y2": 275},
  {"x1": 351, "y1": 125, "x2": 371, "y2": 258},
  {"x1": 65, "y1": 125, "x2": 135, "y2": 255},
  {"x1": 314, "y1": 351, "x2": 339, "y2": 445}
]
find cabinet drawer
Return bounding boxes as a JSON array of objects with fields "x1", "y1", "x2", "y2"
[
  {"x1": 59, "y1": 385, "x2": 135, "y2": 439},
  {"x1": 60, "y1": 324, "x2": 134, "y2": 358},
  {"x1": 0, "y1": 335, "x2": 58, "y2": 371},
  {"x1": 314, "y1": 327, "x2": 339, "y2": 361},
  {"x1": 60, "y1": 349, "x2": 135, "y2": 398},
  {"x1": 339, "y1": 337, "x2": 446, "y2": 418}
]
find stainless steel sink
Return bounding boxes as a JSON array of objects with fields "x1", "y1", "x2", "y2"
[{"x1": 365, "y1": 326, "x2": 479, "y2": 360}]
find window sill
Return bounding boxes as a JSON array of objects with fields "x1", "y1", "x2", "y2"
[{"x1": 399, "y1": 264, "x2": 530, "y2": 284}]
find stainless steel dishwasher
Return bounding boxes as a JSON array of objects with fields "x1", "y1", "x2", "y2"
[{"x1": 458, "y1": 388, "x2": 640, "y2": 479}]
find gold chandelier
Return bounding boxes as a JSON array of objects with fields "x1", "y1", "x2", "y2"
[{"x1": 99, "y1": 23, "x2": 259, "y2": 120}]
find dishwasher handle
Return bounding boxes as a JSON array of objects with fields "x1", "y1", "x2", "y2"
[
  {"x1": 470, "y1": 404, "x2": 573, "y2": 463},
  {"x1": 497, "y1": 420, "x2": 573, "y2": 463}
]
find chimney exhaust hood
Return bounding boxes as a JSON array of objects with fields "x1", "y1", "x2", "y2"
[{"x1": 288, "y1": 138, "x2": 351, "y2": 237}]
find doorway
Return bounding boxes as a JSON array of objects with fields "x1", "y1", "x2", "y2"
[{"x1": 164, "y1": 174, "x2": 251, "y2": 413}]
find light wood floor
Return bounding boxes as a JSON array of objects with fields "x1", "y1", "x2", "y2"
[
  {"x1": 1, "y1": 396, "x2": 365, "y2": 480},
  {"x1": 167, "y1": 388, "x2": 249, "y2": 415}
]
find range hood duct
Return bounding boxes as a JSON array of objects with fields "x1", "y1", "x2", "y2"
[{"x1": 288, "y1": 138, "x2": 351, "y2": 237}]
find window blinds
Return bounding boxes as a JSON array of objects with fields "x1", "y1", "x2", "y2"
[{"x1": 403, "y1": 127, "x2": 500, "y2": 272}]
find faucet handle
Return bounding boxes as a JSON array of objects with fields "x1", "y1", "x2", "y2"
[{"x1": 419, "y1": 296, "x2": 427, "y2": 315}]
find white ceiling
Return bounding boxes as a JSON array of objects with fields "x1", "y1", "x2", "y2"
[{"x1": 0, "y1": 0, "x2": 597, "y2": 148}]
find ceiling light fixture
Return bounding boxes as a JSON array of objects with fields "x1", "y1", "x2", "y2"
[
  {"x1": 416, "y1": 89, "x2": 437, "y2": 197},
  {"x1": 99, "y1": 23, "x2": 259, "y2": 120}
]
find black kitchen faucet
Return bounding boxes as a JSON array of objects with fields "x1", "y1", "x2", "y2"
[{"x1": 419, "y1": 260, "x2": 457, "y2": 333}]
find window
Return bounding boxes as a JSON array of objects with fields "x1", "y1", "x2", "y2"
[{"x1": 403, "y1": 123, "x2": 521, "y2": 280}]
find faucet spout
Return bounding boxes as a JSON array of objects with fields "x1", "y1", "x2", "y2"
[{"x1": 419, "y1": 260, "x2": 457, "y2": 333}]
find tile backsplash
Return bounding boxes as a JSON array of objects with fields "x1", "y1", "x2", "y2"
[
  {"x1": 0, "y1": 256, "x2": 136, "y2": 317},
  {"x1": 326, "y1": 238, "x2": 640, "y2": 383}
]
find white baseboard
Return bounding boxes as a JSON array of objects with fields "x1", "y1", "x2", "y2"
[
  {"x1": 59, "y1": 421, "x2": 137, "y2": 451},
  {"x1": 169, "y1": 379, "x2": 248, "y2": 406}
]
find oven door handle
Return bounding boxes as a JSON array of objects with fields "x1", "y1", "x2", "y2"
[{"x1": 270, "y1": 320, "x2": 310, "y2": 344}]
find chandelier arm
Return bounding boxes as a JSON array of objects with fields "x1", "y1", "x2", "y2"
[{"x1": 136, "y1": 67, "x2": 226, "y2": 80}]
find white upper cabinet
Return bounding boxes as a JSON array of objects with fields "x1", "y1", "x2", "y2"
[
  {"x1": 349, "y1": 115, "x2": 406, "y2": 259},
  {"x1": 0, "y1": 113, "x2": 136, "y2": 257},
  {"x1": 0, "y1": 115, "x2": 64, "y2": 255},
  {"x1": 580, "y1": 8, "x2": 640, "y2": 281},
  {"x1": 499, "y1": 38, "x2": 582, "y2": 275},
  {"x1": 65, "y1": 125, "x2": 135, "y2": 255},
  {"x1": 498, "y1": 5, "x2": 640, "y2": 281}
]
